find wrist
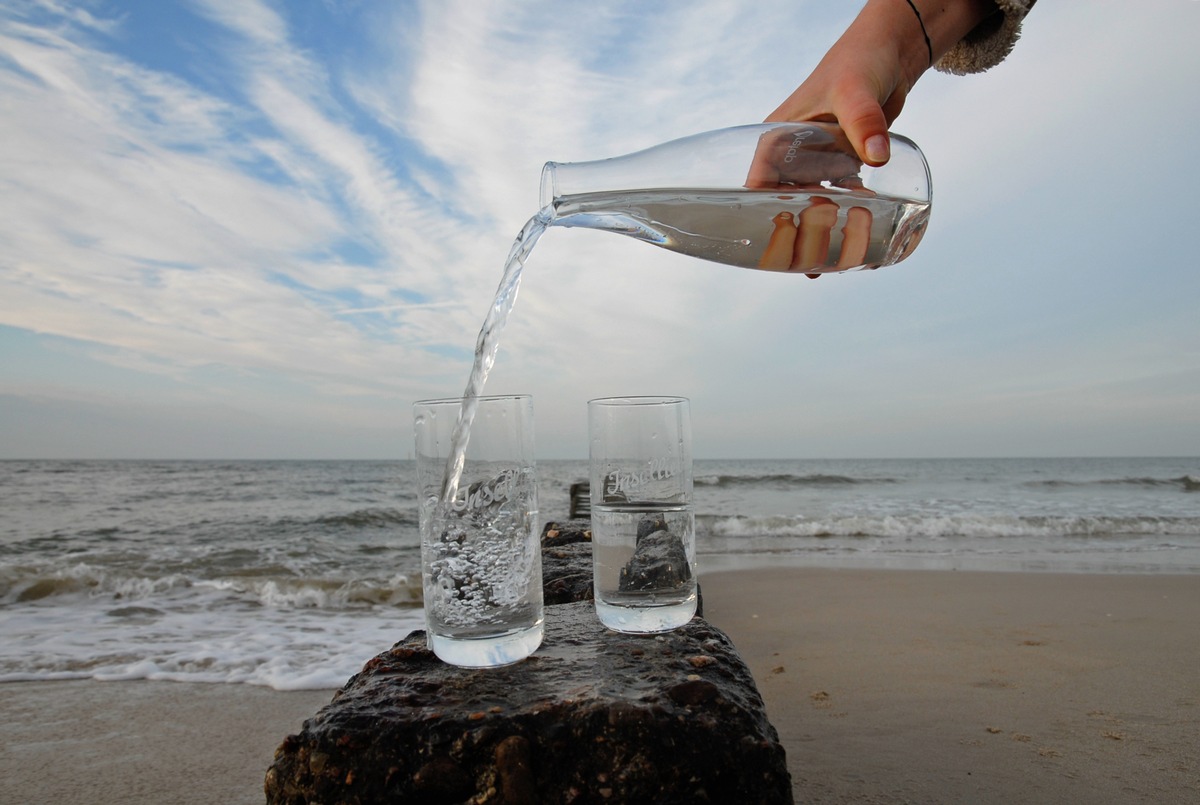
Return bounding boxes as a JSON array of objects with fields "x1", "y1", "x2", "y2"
[
  {"x1": 859, "y1": 0, "x2": 995, "y2": 88},
  {"x1": 908, "y1": 0, "x2": 997, "y2": 64},
  {"x1": 850, "y1": 0, "x2": 935, "y2": 95}
]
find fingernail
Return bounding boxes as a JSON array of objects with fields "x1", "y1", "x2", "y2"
[{"x1": 865, "y1": 134, "x2": 890, "y2": 164}]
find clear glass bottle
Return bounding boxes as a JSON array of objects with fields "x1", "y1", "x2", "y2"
[{"x1": 540, "y1": 122, "x2": 931, "y2": 274}]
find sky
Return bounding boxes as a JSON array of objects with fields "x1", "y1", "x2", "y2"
[{"x1": 1, "y1": 0, "x2": 1198, "y2": 460}]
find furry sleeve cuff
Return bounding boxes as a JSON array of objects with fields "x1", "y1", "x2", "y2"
[{"x1": 935, "y1": 0, "x2": 1037, "y2": 75}]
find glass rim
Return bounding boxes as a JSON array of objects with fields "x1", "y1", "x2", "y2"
[
  {"x1": 587, "y1": 395, "x2": 689, "y2": 407},
  {"x1": 414, "y1": 393, "x2": 533, "y2": 408}
]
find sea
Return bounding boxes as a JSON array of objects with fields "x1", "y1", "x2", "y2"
[{"x1": 1, "y1": 457, "x2": 1197, "y2": 691}]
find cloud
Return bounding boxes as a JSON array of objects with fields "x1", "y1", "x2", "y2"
[
  {"x1": 1, "y1": 1, "x2": 460, "y2": 398},
  {"x1": 1, "y1": 0, "x2": 844, "y2": 407},
  {"x1": 2, "y1": 0, "x2": 1198, "y2": 458}
]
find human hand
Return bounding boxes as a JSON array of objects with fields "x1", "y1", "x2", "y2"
[
  {"x1": 766, "y1": 0, "x2": 995, "y2": 166},
  {"x1": 744, "y1": 123, "x2": 874, "y2": 279},
  {"x1": 744, "y1": 123, "x2": 862, "y2": 190}
]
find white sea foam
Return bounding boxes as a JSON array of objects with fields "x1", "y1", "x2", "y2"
[
  {"x1": 0, "y1": 596, "x2": 425, "y2": 690},
  {"x1": 696, "y1": 511, "x2": 1200, "y2": 573},
  {"x1": 700, "y1": 513, "x2": 1200, "y2": 541}
]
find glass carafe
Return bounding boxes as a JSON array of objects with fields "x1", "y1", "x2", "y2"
[{"x1": 541, "y1": 122, "x2": 931, "y2": 274}]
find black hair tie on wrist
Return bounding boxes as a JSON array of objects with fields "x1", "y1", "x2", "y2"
[{"x1": 904, "y1": 0, "x2": 935, "y2": 67}]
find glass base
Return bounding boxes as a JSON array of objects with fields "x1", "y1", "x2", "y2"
[
  {"x1": 595, "y1": 596, "x2": 697, "y2": 634},
  {"x1": 428, "y1": 621, "x2": 544, "y2": 668}
]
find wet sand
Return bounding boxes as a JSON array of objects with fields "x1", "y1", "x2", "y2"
[
  {"x1": 0, "y1": 680, "x2": 333, "y2": 805},
  {"x1": 701, "y1": 568, "x2": 1200, "y2": 804},
  {"x1": 2, "y1": 568, "x2": 1197, "y2": 803}
]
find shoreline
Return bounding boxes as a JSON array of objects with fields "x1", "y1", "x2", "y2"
[
  {"x1": 2, "y1": 566, "x2": 1197, "y2": 804},
  {"x1": 700, "y1": 551, "x2": 1200, "y2": 576}
]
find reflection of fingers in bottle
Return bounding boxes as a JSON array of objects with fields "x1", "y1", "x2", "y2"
[
  {"x1": 835, "y1": 206, "x2": 872, "y2": 270},
  {"x1": 791, "y1": 198, "x2": 838, "y2": 273},
  {"x1": 745, "y1": 157, "x2": 779, "y2": 189},
  {"x1": 758, "y1": 212, "x2": 798, "y2": 270}
]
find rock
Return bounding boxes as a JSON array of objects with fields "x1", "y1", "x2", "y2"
[
  {"x1": 541, "y1": 540, "x2": 595, "y2": 606},
  {"x1": 618, "y1": 525, "x2": 692, "y2": 594},
  {"x1": 635, "y1": 514, "x2": 667, "y2": 541},
  {"x1": 265, "y1": 601, "x2": 792, "y2": 804},
  {"x1": 541, "y1": 519, "x2": 702, "y2": 616},
  {"x1": 541, "y1": 520, "x2": 594, "y2": 606},
  {"x1": 541, "y1": 519, "x2": 592, "y2": 547}
]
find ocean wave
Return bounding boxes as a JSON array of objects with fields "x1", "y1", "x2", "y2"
[
  {"x1": 0, "y1": 603, "x2": 425, "y2": 691},
  {"x1": 1026, "y1": 475, "x2": 1200, "y2": 492},
  {"x1": 76, "y1": 526, "x2": 125, "y2": 538},
  {"x1": 1, "y1": 563, "x2": 194, "y2": 604},
  {"x1": 694, "y1": 473, "x2": 895, "y2": 488},
  {"x1": 196, "y1": 575, "x2": 423, "y2": 609},
  {"x1": 0, "y1": 562, "x2": 423, "y2": 610},
  {"x1": 302, "y1": 507, "x2": 418, "y2": 529},
  {"x1": 698, "y1": 513, "x2": 1200, "y2": 540}
]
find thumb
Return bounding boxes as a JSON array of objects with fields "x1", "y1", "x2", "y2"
[{"x1": 835, "y1": 93, "x2": 892, "y2": 167}]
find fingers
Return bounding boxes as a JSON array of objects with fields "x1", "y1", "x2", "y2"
[
  {"x1": 836, "y1": 206, "x2": 873, "y2": 270},
  {"x1": 791, "y1": 198, "x2": 839, "y2": 272},
  {"x1": 745, "y1": 126, "x2": 863, "y2": 193},
  {"x1": 767, "y1": 86, "x2": 892, "y2": 167},
  {"x1": 745, "y1": 143, "x2": 782, "y2": 189},
  {"x1": 753, "y1": 206, "x2": 832, "y2": 276},
  {"x1": 758, "y1": 211, "x2": 798, "y2": 271},
  {"x1": 755, "y1": 202, "x2": 873, "y2": 276}
]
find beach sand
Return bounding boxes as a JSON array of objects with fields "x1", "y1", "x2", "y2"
[
  {"x1": 701, "y1": 568, "x2": 1200, "y2": 804},
  {"x1": 2, "y1": 569, "x2": 1197, "y2": 803},
  {"x1": 0, "y1": 680, "x2": 334, "y2": 805}
]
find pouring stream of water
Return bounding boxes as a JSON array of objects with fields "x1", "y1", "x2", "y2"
[{"x1": 439, "y1": 207, "x2": 554, "y2": 504}]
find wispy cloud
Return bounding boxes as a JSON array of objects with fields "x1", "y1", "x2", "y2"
[
  {"x1": 0, "y1": 0, "x2": 819, "y2": 402},
  {"x1": 2, "y1": 1, "x2": 1198, "y2": 457},
  {"x1": 2, "y1": 0, "x2": 457, "y2": 396}
]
